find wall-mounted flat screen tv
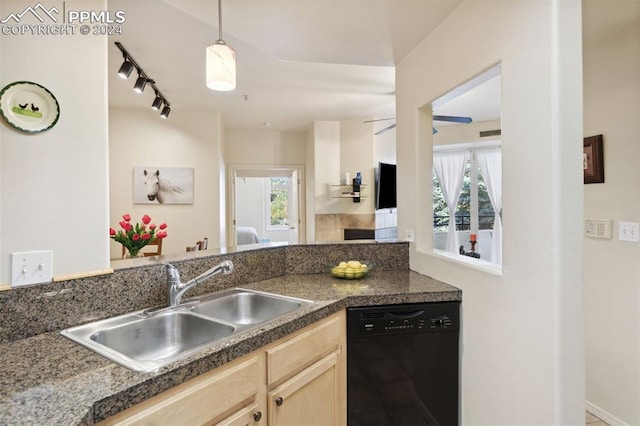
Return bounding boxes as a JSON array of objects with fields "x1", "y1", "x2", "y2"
[{"x1": 375, "y1": 162, "x2": 397, "y2": 210}]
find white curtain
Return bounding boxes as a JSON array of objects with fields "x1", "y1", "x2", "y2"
[
  {"x1": 477, "y1": 147, "x2": 502, "y2": 264},
  {"x1": 433, "y1": 150, "x2": 470, "y2": 253}
]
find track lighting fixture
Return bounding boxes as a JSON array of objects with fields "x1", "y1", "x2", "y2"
[
  {"x1": 115, "y1": 42, "x2": 171, "y2": 118},
  {"x1": 133, "y1": 74, "x2": 148, "y2": 93},
  {"x1": 160, "y1": 105, "x2": 171, "y2": 119},
  {"x1": 151, "y1": 94, "x2": 163, "y2": 111},
  {"x1": 206, "y1": 0, "x2": 236, "y2": 91},
  {"x1": 117, "y1": 59, "x2": 133, "y2": 79}
]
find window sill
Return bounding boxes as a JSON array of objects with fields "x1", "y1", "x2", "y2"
[{"x1": 431, "y1": 249, "x2": 503, "y2": 276}]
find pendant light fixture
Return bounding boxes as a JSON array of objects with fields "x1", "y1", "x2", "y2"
[{"x1": 206, "y1": 0, "x2": 236, "y2": 91}]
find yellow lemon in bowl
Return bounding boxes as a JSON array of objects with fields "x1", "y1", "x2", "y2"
[{"x1": 331, "y1": 260, "x2": 370, "y2": 279}]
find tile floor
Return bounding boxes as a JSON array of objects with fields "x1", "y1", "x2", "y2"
[{"x1": 586, "y1": 410, "x2": 610, "y2": 426}]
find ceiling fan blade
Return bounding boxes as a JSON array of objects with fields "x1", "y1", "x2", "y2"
[
  {"x1": 374, "y1": 123, "x2": 396, "y2": 135},
  {"x1": 368, "y1": 115, "x2": 470, "y2": 135},
  {"x1": 433, "y1": 115, "x2": 472, "y2": 124},
  {"x1": 363, "y1": 117, "x2": 395, "y2": 123}
]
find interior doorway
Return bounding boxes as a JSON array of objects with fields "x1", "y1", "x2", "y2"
[{"x1": 228, "y1": 165, "x2": 305, "y2": 247}]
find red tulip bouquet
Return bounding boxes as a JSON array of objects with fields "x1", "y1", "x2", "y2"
[{"x1": 109, "y1": 213, "x2": 167, "y2": 257}]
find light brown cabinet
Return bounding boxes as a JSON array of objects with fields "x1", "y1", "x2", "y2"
[
  {"x1": 99, "y1": 355, "x2": 263, "y2": 426},
  {"x1": 265, "y1": 312, "x2": 345, "y2": 426},
  {"x1": 99, "y1": 311, "x2": 345, "y2": 426},
  {"x1": 267, "y1": 351, "x2": 341, "y2": 426}
]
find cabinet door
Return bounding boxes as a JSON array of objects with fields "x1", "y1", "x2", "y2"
[{"x1": 267, "y1": 351, "x2": 343, "y2": 426}]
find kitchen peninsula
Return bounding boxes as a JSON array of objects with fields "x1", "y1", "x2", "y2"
[{"x1": 0, "y1": 242, "x2": 461, "y2": 424}]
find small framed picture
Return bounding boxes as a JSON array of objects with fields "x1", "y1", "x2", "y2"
[
  {"x1": 133, "y1": 167, "x2": 194, "y2": 204},
  {"x1": 583, "y1": 135, "x2": 604, "y2": 184}
]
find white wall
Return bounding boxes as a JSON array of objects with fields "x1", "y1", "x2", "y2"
[
  {"x1": 109, "y1": 107, "x2": 223, "y2": 258},
  {"x1": 397, "y1": 1, "x2": 584, "y2": 424},
  {"x1": 312, "y1": 121, "x2": 341, "y2": 214},
  {"x1": 225, "y1": 129, "x2": 307, "y2": 165},
  {"x1": 374, "y1": 126, "x2": 396, "y2": 165},
  {"x1": 583, "y1": 1, "x2": 640, "y2": 424},
  {"x1": 339, "y1": 118, "x2": 376, "y2": 214},
  {"x1": 0, "y1": 0, "x2": 109, "y2": 284},
  {"x1": 305, "y1": 126, "x2": 316, "y2": 241},
  {"x1": 433, "y1": 119, "x2": 501, "y2": 146},
  {"x1": 312, "y1": 118, "x2": 379, "y2": 215}
]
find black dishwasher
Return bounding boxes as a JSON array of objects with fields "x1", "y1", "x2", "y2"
[{"x1": 347, "y1": 302, "x2": 460, "y2": 426}]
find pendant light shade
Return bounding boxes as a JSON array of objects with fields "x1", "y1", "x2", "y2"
[
  {"x1": 206, "y1": 0, "x2": 236, "y2": 91},
  {"x1": 206, "y1": 41, "x2": 236, "y2": 91}
]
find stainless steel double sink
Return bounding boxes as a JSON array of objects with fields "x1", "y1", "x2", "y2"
[{"x1": 61, "y1": 288, "x2": 314, "y2": 372}]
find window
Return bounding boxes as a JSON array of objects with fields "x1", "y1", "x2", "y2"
[
  {"x1": 266, "y1": 177, "x2": 289, "y2": 230},
  {"x1": 433, "y1": 143, "x2": 502, "y2": 264}
]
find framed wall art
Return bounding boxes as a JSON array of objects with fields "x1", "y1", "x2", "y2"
[
  {"x1": 133, "y1": 167, "x2": 194, "y2": 204},
  {"x1": 583, "y1": 134, "x2": 604, "y2": 184}
]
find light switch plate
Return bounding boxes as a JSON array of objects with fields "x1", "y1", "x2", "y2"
[
  {"x1": 585, "y1": 219, "x2": 611, "y2": 239},
  {"x1": 11, "y1": 250, "x2": 53, "y2": 287},
  {"x1": 405, "y1": 229, "x2": 415, "y2": 242},
  {"x1": 619, "y1": 222, "x2": 640, "y2": 242}
]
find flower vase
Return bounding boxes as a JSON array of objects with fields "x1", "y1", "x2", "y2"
[{"x1": 123, "y1": 250, "x2": 144, "y2": 259}]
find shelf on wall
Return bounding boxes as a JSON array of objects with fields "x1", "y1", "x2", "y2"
[{"x1": 331, "y1": 184, "x2": 366, "y2": 201}]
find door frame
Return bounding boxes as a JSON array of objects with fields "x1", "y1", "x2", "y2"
[{"x1": 227, "y1": 164, "x2": 306, "y2": 247}]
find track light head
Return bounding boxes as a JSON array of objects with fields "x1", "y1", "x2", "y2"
[
  {"x1": 117, "y1": 60, "x2": 134, "y2": 79},
  {"x1": 133, "y1": 75, "x2": 147, "y2": 93},
  {"x1": 160, "y1": 105, "x2": 171, "y2": 119},
  {"x1": 151, "y1": 95, "x2": 163, "y2": 111}
]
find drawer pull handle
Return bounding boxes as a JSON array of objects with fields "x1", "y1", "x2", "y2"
[
  {"x1": 253, "y1": 411, "x2": 262, "y2": 422},
  {"x1": 275, "y1": 396, "x2": 284, "y2": 406}
]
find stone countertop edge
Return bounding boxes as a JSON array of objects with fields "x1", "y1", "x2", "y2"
[{"x1": 0, "y1": 270, "x2": 461, "y2": 425}]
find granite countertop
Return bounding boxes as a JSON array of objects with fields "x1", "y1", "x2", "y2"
[{"x1": 0, "y1": 270, "x2": 460, "y2": 425}]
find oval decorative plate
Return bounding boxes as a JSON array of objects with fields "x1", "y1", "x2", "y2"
[{"x1": 0, "y1": 81, "x2": 60, "y2": 133}]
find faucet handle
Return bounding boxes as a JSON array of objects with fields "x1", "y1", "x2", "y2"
[
  {"x1": 164, "y1": 263, "x2": 181, "y2": 283},
  {"x1": 221, "y1": 260, "x2": 234, "y2": 274}
]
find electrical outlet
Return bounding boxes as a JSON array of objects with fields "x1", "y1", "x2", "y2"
[
  {"x1": 11, "y1": 250, "x2": 53, "y2": 287},
  {"x1": 619, "y1": 221, "x2": 640, "y2": 242},
  {"x1": 405, "y1": 229, "x2": 415, "y2": 242}
]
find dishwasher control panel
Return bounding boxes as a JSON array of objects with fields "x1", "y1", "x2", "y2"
[{"x1": 347, "y1": 302, "x2": 459, "y2": 337}]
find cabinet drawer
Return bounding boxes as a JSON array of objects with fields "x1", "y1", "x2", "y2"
[
  {"x1": 266, "y1": 312, "x2": 343, "y2": 386},
  {"x1": 100, "y1": 356, "x2": 259, "y2": 426},
  {"x1": 214, "y1": 403, "x2": 263, "y2": 426}
]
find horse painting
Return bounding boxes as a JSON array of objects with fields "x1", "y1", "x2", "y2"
[{"x1": 143, "y1": 169, "x2": 192, "y2": 204}]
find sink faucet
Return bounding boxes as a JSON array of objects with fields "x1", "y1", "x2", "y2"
[{"x1": 164, "y1": 260, "x2": 234, "y2": 307}]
